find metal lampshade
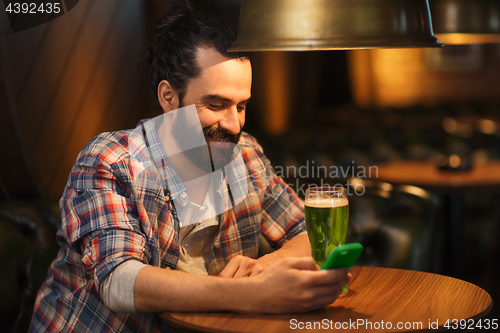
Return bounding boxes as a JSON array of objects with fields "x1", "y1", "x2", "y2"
[
  {"x1": 429, "y1": 0, "x2": 500, "y2": 44},
  {"x1": 229, "y1": 0, "x2": 443, "y2": 51}
]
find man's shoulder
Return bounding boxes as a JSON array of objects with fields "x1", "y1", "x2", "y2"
[
  {"x1": 86, "y1": 130, "x2": 132, "y2": 148},
  {"x1": 238, "y1": 131, "x2": 264, "y2": 153},
  {"x1": 76, "y1": 125, "x2": 142, "y2": 167}
]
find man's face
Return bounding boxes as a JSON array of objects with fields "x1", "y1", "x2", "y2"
[
  {"x1": 169, "y1": 48, "x2": 252, "y2": 169},
  {"x1": 181, "y1": 47, "x2": 252, "y2": 147}
]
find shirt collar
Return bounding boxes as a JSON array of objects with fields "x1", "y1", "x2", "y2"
[{"x1": 141, "y1": 118, "x2": 186, "y2": 201}]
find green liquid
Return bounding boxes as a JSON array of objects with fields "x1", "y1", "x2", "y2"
[{"x1": 305, "y1": 203, "x2": 349, "y2": 267}]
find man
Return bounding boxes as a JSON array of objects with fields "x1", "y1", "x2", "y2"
[{"x1": 30, "y1": 1, "x2": 350, "y2": 332}]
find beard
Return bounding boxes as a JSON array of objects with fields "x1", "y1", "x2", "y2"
[
  {"x1": 168, "y1": 101, "x2": 242, "y2": 176},
  {"x1": 172, "y1": 125, "x2": 241, "y2": 178},
  {"x1": 203, "y1": 125, "x2": 241, "y2": 171}
]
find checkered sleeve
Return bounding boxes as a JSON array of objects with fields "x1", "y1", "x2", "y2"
[
  {"x1": 240, "y1": 134, "x2": 306, "y2": 248},
  {"x1": 61, "y1": 133, "x2": 150, "y2": 291},
  {"x1": 260, "y1": 157, "x2": 306, "y2": 247}
]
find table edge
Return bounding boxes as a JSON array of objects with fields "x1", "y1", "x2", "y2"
[{"x1": 160, "y1": 266, "x2": 494, "y2": 333}]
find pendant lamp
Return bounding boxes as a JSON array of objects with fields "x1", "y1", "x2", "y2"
[
  {"x1": 429, "y1": 0, "x2": 500, "y2": 44},
  {"x1": 229, "y1": 0, "x2": 443, "y2": 51}
]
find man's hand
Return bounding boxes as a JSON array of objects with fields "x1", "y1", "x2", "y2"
[
  {"x1": 219, "y1": 255, "x2": 264, "y2": 277},
  {"x1": 218, "y1": 234, "x2": 311, "y2": 277},
  {"x1": 242, "y1": 257, "x2": 351, "y2": 313},
  {"x1": 136, "y1": 256, "x2": 350, "y2": 314}
]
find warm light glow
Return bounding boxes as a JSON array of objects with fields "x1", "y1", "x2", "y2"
[
  {"x1": 435, "y1": 33, "x2": 500, "y2": 44},
  {"x1": 380, "y1": 182, "x2": 394, "y2": 192},
  {"x1": 399, "y1": 185, "x2": 430, "y2": 201},
  {"x1": 448, "y1": 154, "x2": 461, "y2": 168},
  {"x1": 262, "y1": 52, "x2": 290, "y2": 135},
  {"x1": 348, "y1": 45, "x2": 500, "y2": 107},
  {"x1": 443, "y1": 118, "x2": 474, "y2": 137},
  {"x1": 479, "y1": 119, "x2": 497, "y2": 134},
  {"x1": 443, "y1": 118, "x2": 458, "y2": 133},
  {"x1": 348, "y1": 50, "x2": 374, "y2": 108}
]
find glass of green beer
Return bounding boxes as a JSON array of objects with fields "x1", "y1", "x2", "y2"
[{"x1": 304, "y1": 186, "x2": 349, "y2": 293}]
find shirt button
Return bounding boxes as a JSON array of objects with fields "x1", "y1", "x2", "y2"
[
  {"x1": 200, "y1": 205, "x2": 208, "y2": 211},
  {"x1": 165, "y1": 195, "x2": 170, "y2": 201},
  {"x1": 180, "y1": 192, "x2": 187, "y2": 198}
]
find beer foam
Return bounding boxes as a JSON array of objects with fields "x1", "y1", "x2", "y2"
[{"x1": 304, "y1": 197, "x2": 348, "y2": 208}]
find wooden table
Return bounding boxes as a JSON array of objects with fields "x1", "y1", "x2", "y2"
[
  {"x1": 160, "y1": 266, "x2": 493, "y2": 333},
  {"x1": 374, "y1": 160, "x2": 500, "y2": 277}
]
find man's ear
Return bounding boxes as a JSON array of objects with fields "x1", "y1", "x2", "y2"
[{"x1": 157, "y1": 80, "x2": 180, "y2": 113}]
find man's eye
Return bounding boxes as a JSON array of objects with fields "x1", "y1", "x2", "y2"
[
  {"x1": 237, "y1": 105, "x2": 246, "y2": 112},
  {"x1": 208, "y1": 104, "x2": 224, "y2": 110}
]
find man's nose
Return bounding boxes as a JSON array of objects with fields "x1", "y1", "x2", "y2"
[{"x1": 218, "y1": 107, "x2": 241, "y2": 135}]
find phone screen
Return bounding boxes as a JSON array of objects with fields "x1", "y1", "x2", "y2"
[{"x1": 321, "y1": 243, "x2": 363, "y2": 270}]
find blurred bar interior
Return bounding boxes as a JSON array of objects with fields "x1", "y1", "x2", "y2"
[{"x1": 1, "y1": 0, "x2": 500, "y2": 331}]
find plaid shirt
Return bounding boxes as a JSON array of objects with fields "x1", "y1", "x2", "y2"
[{"x1": 30, "y1": 119, "x2": 306, "y2": 333}]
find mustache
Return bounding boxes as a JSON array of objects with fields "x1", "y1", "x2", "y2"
[{"x1": 203, "y1": 126, "x2": 241, "y2": 144}]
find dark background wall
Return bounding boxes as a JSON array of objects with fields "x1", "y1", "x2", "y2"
[{"x1": 1, "y1": 0, "x2": 152, "y2": 199}]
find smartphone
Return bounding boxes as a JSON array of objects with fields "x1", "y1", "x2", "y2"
[{"x1": 320, "y1": 243, "x2": 363, "y2": 270}]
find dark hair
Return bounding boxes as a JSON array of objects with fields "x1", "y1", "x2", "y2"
[{"x1": 142, "y1": 0, "x2": 249, "y2": 102}]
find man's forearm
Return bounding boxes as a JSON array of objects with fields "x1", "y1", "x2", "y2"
[
  {"x1": 134, "y1": 257, "x2": 350, "y2": 315},
  {"x1": 134, "y1": 266, "x2": 255, "y2": 313},
  {"x1": 134, "y1": 234, "x2": 312, "y2": 313},
  {"x1": 257, "y1": 234, "x2": 311, "y2": 268},
  {"x1": 135, "y1": 265, "x2": 262, "y2": 313}
]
